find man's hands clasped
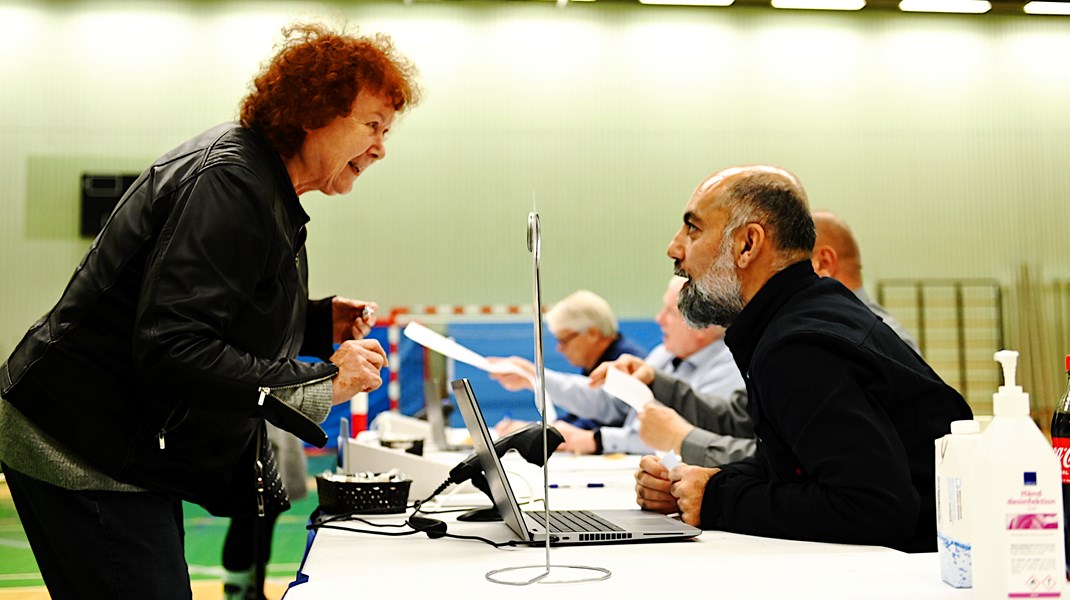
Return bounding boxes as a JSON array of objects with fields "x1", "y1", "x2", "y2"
[{"x1": 635, "y1": 455, "x2": 720, "y2": 527}]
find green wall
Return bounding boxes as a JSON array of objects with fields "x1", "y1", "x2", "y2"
[{"x1": 2, "y1": 0, "x2": 1068, "y2": 358}]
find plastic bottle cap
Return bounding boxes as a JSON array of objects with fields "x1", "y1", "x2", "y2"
[{"x1": 950, "y1": 419, "x2": 980, "y2": 435}]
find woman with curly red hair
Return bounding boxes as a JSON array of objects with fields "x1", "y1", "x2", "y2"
[{"x1": 0, "y1": 22, "x2": 420, "y2": 599}]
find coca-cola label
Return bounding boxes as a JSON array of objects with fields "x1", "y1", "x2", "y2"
[{"x1": 1052, "y1": 437, "x2": 1070, "y2": 483}]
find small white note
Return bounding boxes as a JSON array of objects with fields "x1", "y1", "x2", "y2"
[
  {"x1": 604, "y1": 366, "x2": 655, "y2": 412},
  {"x1": 659, "y1": 450, "x2": 680, "y2": 471}
]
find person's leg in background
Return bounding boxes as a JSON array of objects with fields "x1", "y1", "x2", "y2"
[
  {"x1": 222, "y1": 513, "x2": 279, "y2": 600},
  {"x1": 222, "y1": 424, "x2": 308, "y2": 600},
  {"x1": 2, "y1": 463, "x2": 191, "y2": 600}
]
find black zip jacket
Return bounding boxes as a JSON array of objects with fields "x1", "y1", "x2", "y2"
[
  {"x1": 702, "y1": 260, "x2": 973, "y2": 552},
  {"x1": 0, "y1": 124, "x2": 338, "y2": 514}
]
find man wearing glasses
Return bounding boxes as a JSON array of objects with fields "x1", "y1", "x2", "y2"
[{"x1": 489, "y1": 289, "x2": 645, "y2": 442}]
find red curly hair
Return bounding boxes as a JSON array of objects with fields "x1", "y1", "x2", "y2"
[{"x1": 240, "y1": 22, "x2": 421, "y2": 159}]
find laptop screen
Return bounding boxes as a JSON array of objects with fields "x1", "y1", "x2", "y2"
[{"x1": 450, "y1": 378, "x2": 535, "y2": 540}]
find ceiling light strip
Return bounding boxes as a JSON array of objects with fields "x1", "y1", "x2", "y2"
[
  {"x1": 771, "y1": 0, "x2": 866, "y2": 10},
  {"x1": 1023, "y1": 0, "x2": 1070, "y2": 14},
  {"x1": 899, "y1": 0, "x2": 992, "y2": 12},
  {"x1": 639, "y1": 0, "x2": 735, "y2": 5}
]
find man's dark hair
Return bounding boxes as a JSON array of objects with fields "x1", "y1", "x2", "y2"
[{"x1": 722, "y1": 169, "x2": 815, "y2": 255}]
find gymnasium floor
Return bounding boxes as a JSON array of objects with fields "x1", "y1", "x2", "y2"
[{"x1": 0, "y1": 454, "x2": 335, "y2": 600}]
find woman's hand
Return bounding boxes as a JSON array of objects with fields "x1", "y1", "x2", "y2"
[
  {"x1": 329, "y1": 339, "x2": 388, "y2": 403},
  {"x1": 332, "y1": 296, "x2": 378, "y2": 343}
]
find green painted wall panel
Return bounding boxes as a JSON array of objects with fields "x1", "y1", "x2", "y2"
[{"x1": 1, "y1": 0, "x2": 1068, "y2": 359}]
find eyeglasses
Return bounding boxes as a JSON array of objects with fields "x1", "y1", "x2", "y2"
[{"x1": 554, "y1": 331, "x2": 581, "y2": 349}]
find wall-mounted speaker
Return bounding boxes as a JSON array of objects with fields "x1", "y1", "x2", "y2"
[{"x1": 80, "y1": 173, "x2": 138, "y2": 237}]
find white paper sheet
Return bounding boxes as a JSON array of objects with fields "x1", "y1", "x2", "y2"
[
  {"x1": 401, "y1": 321, "x2": 556, "y2": 421},
  {"x1": 403, "y1": 321, "x2": 494, "y2": 372},
  {"x1": 604, "y1": 366, "x2": 656, "y2": 412}
]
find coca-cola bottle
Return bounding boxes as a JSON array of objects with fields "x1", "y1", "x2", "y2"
[{"x1": 1050, "y1": 354, "x2": 1070, "y2": 575}]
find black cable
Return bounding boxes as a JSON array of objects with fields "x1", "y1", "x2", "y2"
[
  {"x1": 308, "y1": 519, "x2": 538, "y2": 548},
  {"x1": 411, "y1": 459, "x2": 550, "y2": 515},
  {"x1": 307, "y1": 505, "x2": 553, "y2": 549},
  {"x1": 415, "y1": 479, "x2": 452, "y2": 508},
  {"x1": 412, "y1": 497, "x2": 545, "y2": 517},
  {"x1": 308, "y1": 466, "x2": 551, "y2": 550},
  {"x1": 313, "y1": 512, "x2": 412, "y2": 528},
  {"x1": 312, "y1": 523, "x2": 421, "y2": 537}
]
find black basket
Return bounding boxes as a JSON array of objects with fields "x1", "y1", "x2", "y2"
[{"x1": 315, "y1": 475, "x2": 411, "y2": 515}]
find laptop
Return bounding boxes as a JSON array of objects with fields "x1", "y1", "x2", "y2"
[{"x1": 450, "y1": 377, "x2": 702, "y2": 545}]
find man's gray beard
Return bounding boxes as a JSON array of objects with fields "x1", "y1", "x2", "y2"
[{"x1": 676, "y1": 240, "x2": 745, "y2": 329}]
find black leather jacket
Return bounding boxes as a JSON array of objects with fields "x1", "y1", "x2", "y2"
[{"x1": 0, "y1": 124, "x2": 338, "y2": 513}]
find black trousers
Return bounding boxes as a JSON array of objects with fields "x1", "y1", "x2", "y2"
[{"x1": 3, "y1": 463, "x2": 192, "y2": 600}]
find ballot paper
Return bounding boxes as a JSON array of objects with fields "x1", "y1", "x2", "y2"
[
  {"x1": 603, "y1": 366, "x2": 656, "y2": 412},
  {"x1": 403, "y1": 321, "x2": 504, "y2": 373},
  {"x1": 402, "y1": 321, "x2": 557, "y2": 421}
]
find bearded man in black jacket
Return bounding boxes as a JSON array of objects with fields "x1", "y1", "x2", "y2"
[{"x1": 596, "y1": 165, "x2": 972, "y2": 553}]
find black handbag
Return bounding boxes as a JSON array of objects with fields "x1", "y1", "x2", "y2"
[
  {"x1": 253, "y1": 420, "x2": 291, "y2": 517},
  {"x1": 202, "y1": 420, "x2": 290, "y2": 518}
]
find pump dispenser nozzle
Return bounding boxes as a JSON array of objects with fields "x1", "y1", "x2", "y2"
[
  {"x1": 995, "y1": 350, "x2": 1021, "y2": 392},
  {"x1": 992, "y1": 349, "x2": 1029, "y2": 416}
]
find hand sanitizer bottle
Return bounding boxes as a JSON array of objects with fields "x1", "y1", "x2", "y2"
[{"x1": 969, "y1": 350, "x2": 1065, "y2": 599}]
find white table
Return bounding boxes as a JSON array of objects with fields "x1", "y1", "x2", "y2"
[{"x1": 282, "y1": 451, "x2": 1012, "y2": 599}]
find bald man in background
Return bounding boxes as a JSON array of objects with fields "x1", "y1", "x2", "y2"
[{"x1": 811, "y1": 210, "x2": 921, "y2": 355}]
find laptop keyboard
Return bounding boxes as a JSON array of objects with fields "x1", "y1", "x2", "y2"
[{"x1": 526, "y1": 510, "x2": 625, "y2": 533}]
